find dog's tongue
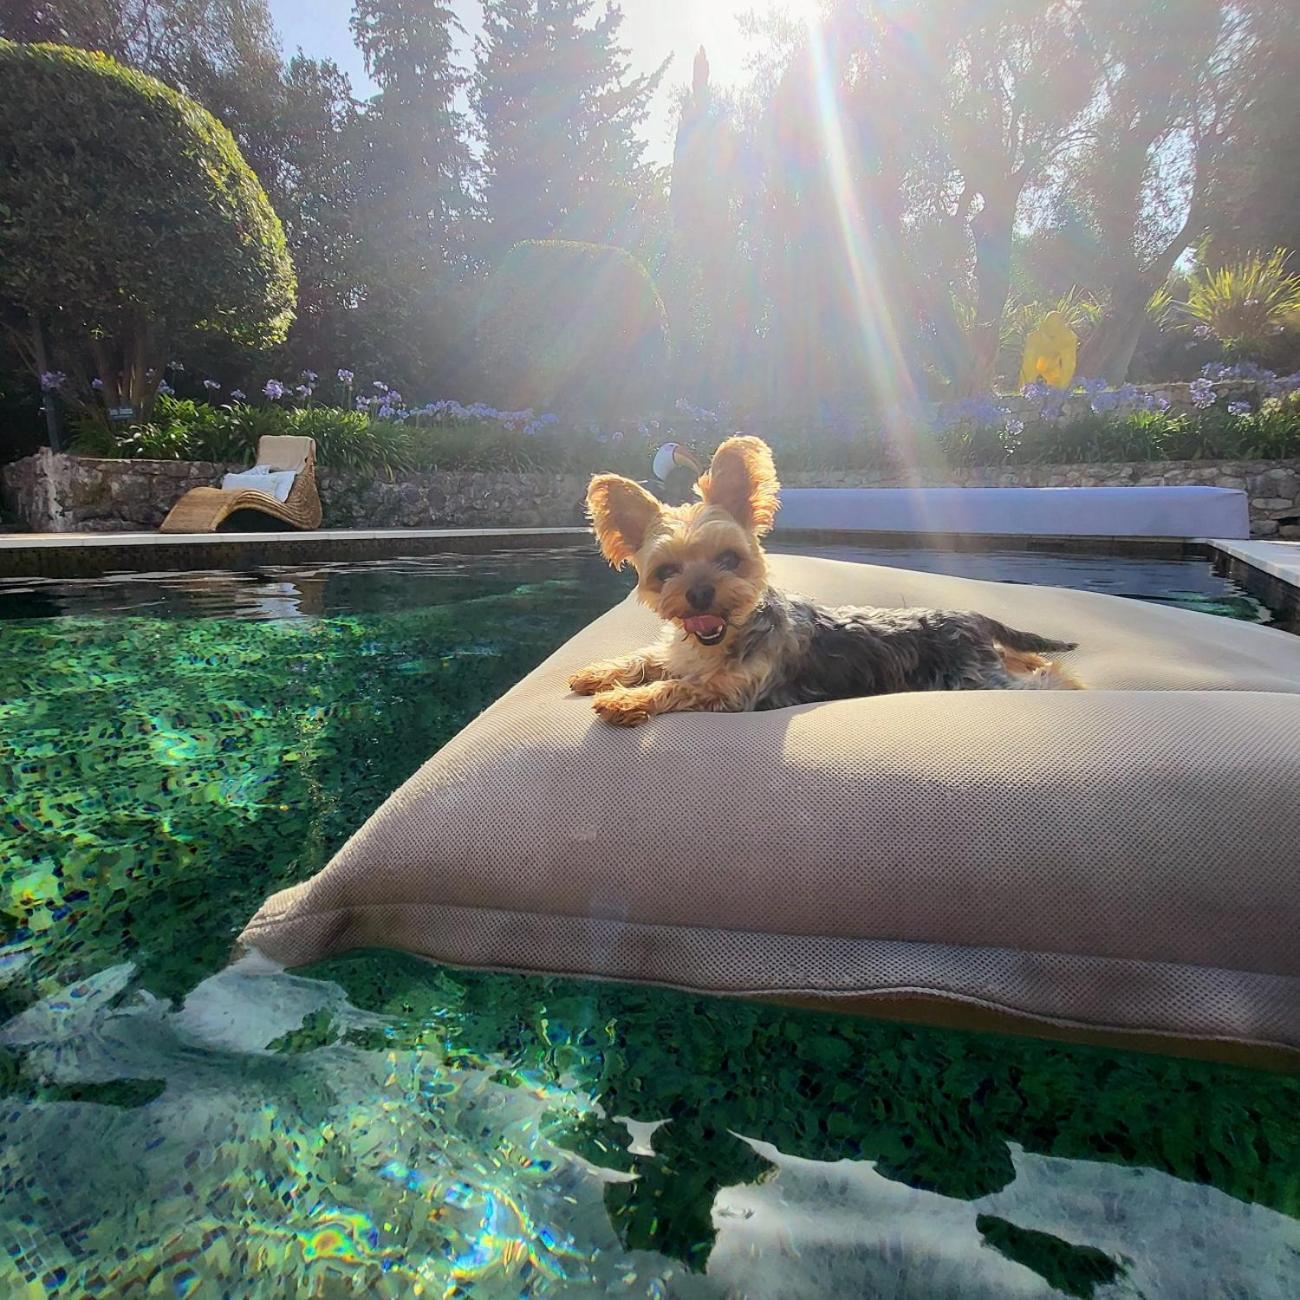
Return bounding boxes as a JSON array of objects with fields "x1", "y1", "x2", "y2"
[{"x1": 683, "y1": 614, "x2": 726, "y2": 638}]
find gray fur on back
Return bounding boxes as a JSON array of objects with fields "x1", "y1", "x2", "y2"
[{"x1": 731, "y1": 588, "x2": 1073, "y2": 709}]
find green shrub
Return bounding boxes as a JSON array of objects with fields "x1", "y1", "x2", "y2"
[
  {"x1": 477, "y1": 240, "x2": 670, "y2": 420},
  {"x1": 284, "y1": 407, "x2": 414, "y2": 476},
  {"x1": 1180, "y1": 251, "x2": 1300, "y2": 360},
  {"x1": 0, "y1": 42, "x2": 296, "y2": 421}
]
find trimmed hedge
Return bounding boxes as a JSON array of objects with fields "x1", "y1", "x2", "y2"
[
  {"x1": 477, "y1": 240, "x2": 670, "y2": 420},
  {"x1": 0, "y1": 42, "x2": 295, "y2": 413}
]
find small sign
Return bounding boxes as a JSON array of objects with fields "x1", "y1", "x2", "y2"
[{"x1": 109, "y1": 406, "x2": 134, "y2": 422}]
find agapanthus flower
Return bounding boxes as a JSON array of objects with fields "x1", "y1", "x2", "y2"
[
  {"x1": 1003, "y1": 416, "x2": 1025, "y2": 437},
  {"x1": 337, "y1": 369, "x2": 354, "y2": 385},
  {"x1": 91, "y1": 377, "x2": 104, "y2": 391},
  {"x1": 39, "y1": 370, "x2": 66, "y2": 392},
  {"x1": 203, "y1": 378, "x2": 221, "y2": 391},
  {"x1": 302, "y1": 370, "x2": 318, "y2": 383},
  {"x1": 1227, "y1": 401, "x2": 1251, "y2": 417},
  {"x1": 295, "y1": 384, "x2": 313, "y2": 399},
  {"x1": 373, "y1": 380, "x2": 389, "y2": 392},
  {"x1": 264, "y1": 379, "x2": 285, "y2": 400},
  {"x1": 167, "y1": 360, "x2": 184, "y2": 372},
  {"x1": 157, "y1": 380, "x2": 174, "y2": 396},
  {"x1": 1189, "y1": 377, "x2": 1216, "y2": 409},
  {"x1": 230, "y1": 389, "x2": 247, "y2": 401},
  {"x1": 611, "y1": 430, "x2": 625, "y2": 444}
]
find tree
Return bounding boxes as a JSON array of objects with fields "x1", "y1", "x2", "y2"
[
  {"x1": 0, "y1": 0, "x2": 283, "y2": 89},
  {"x1": 0, "y1": 42, "x2": 295, "y2": 429},
  {"x1": 664, "y1": 47, "x2": 750, "y2": 401},
  {"x1": 186, "y1": 52, "x2": 365, "y2": 375},
  {"x1": 1204, "y1": 0, "x2": 1300, "y2": 262},
  {"x1": 348, "y1": 0, "x2": 476, "y2": 391},
  {"x1": 477, "y1": 240, "x2": 670, "y2": 418},
  {"x1": 1070, "y1": 0, "x2": 1260, "y2": 382},
  {"x1": 472, "y1": 0, "x2": 666, "y2": 258}
]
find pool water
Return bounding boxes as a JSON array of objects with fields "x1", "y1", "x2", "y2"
[{"x1": 1, "y1": 547, "x2": 1296, "y2": 1297}]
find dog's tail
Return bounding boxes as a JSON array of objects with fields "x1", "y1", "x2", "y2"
[{"x1": 978, "y1": 616, "x2": 1076, "y2": 654}]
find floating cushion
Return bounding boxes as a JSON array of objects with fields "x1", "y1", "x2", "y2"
[{"x1": 241, "y1": 555, "x2": 1300, "y2": 1059}]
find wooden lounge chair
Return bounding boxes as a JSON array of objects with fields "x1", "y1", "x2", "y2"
[{"x1": 159, "y1": 435, "x2": 322, "y2": 533}]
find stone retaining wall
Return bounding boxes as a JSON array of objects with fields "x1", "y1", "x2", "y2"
[{"x1": 4, "y1": 448, "x2": 1298, "y2": 537}]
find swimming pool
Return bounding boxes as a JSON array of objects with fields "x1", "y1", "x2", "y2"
[{"x1": 2, "y1": 546, "x2": 1297, "y2": 1296}]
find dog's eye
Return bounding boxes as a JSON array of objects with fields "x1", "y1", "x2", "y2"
[
  {"x1": 715, "y1": 550, "x2": 742, "y2": 571},
  {"x1": 653, "y1": 563, "x2": 681, "y2": 583}
]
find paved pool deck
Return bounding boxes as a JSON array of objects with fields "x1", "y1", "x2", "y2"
[{"x1": 1209, "y1": 539, "x2": 1300, "y2": 589}]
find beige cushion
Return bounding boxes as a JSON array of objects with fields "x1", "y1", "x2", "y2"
[
  {"x1": 241, "y1": 555, "x2": 1300, "y2": 1057},
  {"x1": 254, "y1": 434, "x2": 313, "y2": 473}
]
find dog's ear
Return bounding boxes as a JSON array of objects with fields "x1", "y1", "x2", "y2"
[
  {"x1": 587, "y1": 474, "x2": 664, "y2": 569},
  {"x1": 698, "y1": 435, "x2": 780, "y2": 535}
]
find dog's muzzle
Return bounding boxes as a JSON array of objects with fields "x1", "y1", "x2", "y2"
[{"x1": 682, "y1": 614, "x2": 727, "y2": 645}]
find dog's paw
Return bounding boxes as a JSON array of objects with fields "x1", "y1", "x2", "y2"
[
  {"x1": 592, "y1": 687, "x2": 652, "y2": 727},
  {"x1": 569, "y1": 663, "x2": 615, "y2": 696}
]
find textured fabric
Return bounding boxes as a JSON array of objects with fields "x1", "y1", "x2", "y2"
[
  {"x1": 220, "y1": 468, "x2": 296, "y2": 502},
  {"x1": 254, "y1": 435, "x2": 313, "y2": 473},
  {"x1": 241, "y1": 555, "x2": 1300, "y2": 1054}
]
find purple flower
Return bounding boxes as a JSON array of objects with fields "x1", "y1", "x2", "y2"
[
  {"x1": 39, "y1": 370, "x2": 66, "y2": 392},
  {"x1": 295, "y1": 384, "x2": 313, "y2": 399},
  {"x1": 91, "y1": 377, "x2": 104, "y2": 391},
  {"x1": 302, "y1": 369, "x2": 318, "y2": 383},
  {"x1": 1227, "y1": 401, "x2": 1251, "y2": 417},
  {"x1": 230, "y1": 389, "x2": 247, "y2": 401},
  {"x1": 203, "y1": 378, "x2": 221, "y2": 391},
  {"x1": 356, "y1": 395, "x2": 372, "y2": 411},
  {"x1": 157, "y1": 380, "x2": 174, "y2": 396},
  {"x1": 373, "y1": 380, "x2": 389, "y2": 392},
  {"x1": 1189, "y1": 377, "x2": 1216, "y2": 409},
  {"x1": 1003, "y1": 416, "x2": 1025, "y2": 437},
  {"x1": 337, "y1": 369, "x2": 354, "y2": 385},
  {"x1": 264, "y1": 379, "x2": 285, "y2": 401},
  {"x1": 611, "y1": 430, "x2": 625, "y2": 444}
]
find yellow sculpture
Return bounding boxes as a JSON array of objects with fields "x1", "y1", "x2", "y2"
[{"x1": 1018, "y1": 310, "x2": 1078, "y2": 390}]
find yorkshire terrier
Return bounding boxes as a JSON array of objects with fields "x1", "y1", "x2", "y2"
[{"x1": 571, "y1": 435, "x2": 1081, "y2": 726}]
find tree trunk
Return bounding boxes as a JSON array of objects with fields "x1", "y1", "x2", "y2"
[
  {"x1": 1078, "y1": 289, "x2": 1151, "y2": 385},
  {"x1": 960, "y1": 187, "x2": 1017, "y2": 395},
  {"x1": 29, "y1": 314, "x2": 63, "y2": 453}
]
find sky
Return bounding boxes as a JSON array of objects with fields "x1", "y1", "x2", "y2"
[{"x1": 267, "y1": 0, "x2": 812, "y2": 164}]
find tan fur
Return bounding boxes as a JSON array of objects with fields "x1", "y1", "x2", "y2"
[
  {"x1": 577, "y1": 436, "x2": 1081, "y2": 724},
  {"x1": 998, "y1": 645, "x2": 1084, "y2": 690}
]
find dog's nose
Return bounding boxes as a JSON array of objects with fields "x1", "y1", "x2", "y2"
[{"x1": 686, "y1": 584, "x2": 715, "y2": 611}]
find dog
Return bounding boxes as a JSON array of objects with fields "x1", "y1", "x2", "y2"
[{"x1": 570, "y1": 435, "x2": 1081, "y2": 726}]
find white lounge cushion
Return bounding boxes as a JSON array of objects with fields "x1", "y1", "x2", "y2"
[
  {"x1": 776, "y1": 486, "x2": 1251, "y2": 539},
  {"x1": 220, "y1": 468, "x2": 296, "y2": 502}
]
